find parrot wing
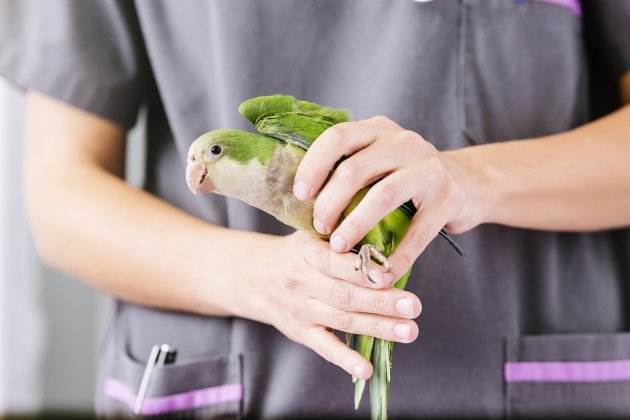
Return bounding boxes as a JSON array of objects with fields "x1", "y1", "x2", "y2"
[
  {"x1": 239, "y1": 95, "x2": 350, "y2": 150},
  {"x1": 240, "y1": 95, "x2": 463, "y2": 256},
  {"x1": 254, "y1": 113, "x2": 335, "y2": 151}
]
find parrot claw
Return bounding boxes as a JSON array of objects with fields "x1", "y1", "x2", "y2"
[{"x1": 354, "y1": 244, "x2": 392, "y2": 284}]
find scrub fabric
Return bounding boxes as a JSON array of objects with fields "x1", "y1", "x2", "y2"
[{"x1": 1, "y1": 0, "x2": 630, "y2": 418}]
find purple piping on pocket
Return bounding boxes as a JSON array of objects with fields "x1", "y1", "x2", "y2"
[
  {"x1": 532, "y1": 0, "x2": 582, "y2": 16},
  {"x1": 104, "y1": 377, "x2": 243, "y2": 415},
  {"x1": 505, "y1": 359, "x2": 630, "y2": 383}
]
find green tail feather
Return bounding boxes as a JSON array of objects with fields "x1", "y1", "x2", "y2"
[
  {"x1": 354, "y1": 334, "x2": 374, "y2": 408},
  {"x1": 369, "y1": 338, "x2": 390, "y2": 420},
  {"x1": 353, "y1": 269, "x2": 411, "y2": 418},
  {"x1": 355, "y1": 378, "x2": 367, "y2": 409}
]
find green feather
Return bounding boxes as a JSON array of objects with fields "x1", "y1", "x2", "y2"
[
  {"x1": 189, "y1": 95, "x2": 461, "y2": 420},
  {"x1": 370, "y1": 338, "x2": 389, "y2": 420},
  {"x1": 353, "y1": 334, "x2": 374, "y2": 408},
  {"x1": 239, "y1": 94, "x2": 351, "y2": 129},
  {"x1": 191, "y1": 129, "x2": 278, "y2": 165},
  {"x1": 255, "y1": 113, "x2": 335, "y2": 151},
  {"x1": 339, "y1": 190, "x2": 411, "y2": 416}
]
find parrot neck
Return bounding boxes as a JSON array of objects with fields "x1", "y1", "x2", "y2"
[{"x1": 213, "y1": 144, "x2": 322, "y2": 237}]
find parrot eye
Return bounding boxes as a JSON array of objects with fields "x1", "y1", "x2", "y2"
[{"x1": 207, "y1": 144, "x2": 224, "y2": 161}]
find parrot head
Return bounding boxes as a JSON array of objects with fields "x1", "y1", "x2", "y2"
[{"x1": 186, "y1": 129, "x2": 279, "y2": 196}]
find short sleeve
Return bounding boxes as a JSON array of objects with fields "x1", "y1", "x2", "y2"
[
  {"x1": 584, "y1": 0, "x2": 630, "y2": 83},
  {"x1": 0, "y1": 0, "x2": 148, "y2": 129}
]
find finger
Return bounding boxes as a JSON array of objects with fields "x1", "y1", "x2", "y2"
[
  {"x1": 299, "y1": 275, "x2": 422, "y2": 319},
  {"x1": 305, "y1": 298, "x2": 419, "y2": 343},
  {"x1": 303, "y1": 236, "x2": 395, "y2": 288},
  {"x1": 329, "y1": 170, "x2": 413, "y2": 253},
  {"x1": 302, "y1": 326, "x2": 374, "y2": 380},
  {"x1": 388, "y1": 208, "x2": 449, "y2": 280},
  {"x1": 312, "y1": 138, "x2": 408, "y2": 235},
  {"x1": 293, "y1": 116, "x2": 400, "y2": 201}
]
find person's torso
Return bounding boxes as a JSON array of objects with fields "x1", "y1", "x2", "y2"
[{"x1": 96, "y1": 1, "x2": 630, "y2": 418}]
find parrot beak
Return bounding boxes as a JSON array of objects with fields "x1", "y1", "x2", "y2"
[{"x1": 186, "y1": 160, "x2": 213, "y2": 195}]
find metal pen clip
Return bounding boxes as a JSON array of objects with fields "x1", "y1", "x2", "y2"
[{"x1": 134, "y1": 344, "x2": 177, "y2": 416}]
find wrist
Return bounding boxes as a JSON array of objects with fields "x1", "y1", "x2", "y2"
[
  {"x1": 444, "y1": 144, "x2": 504, "y2": 228},
  {"x1": 199, "y1": 228, "x2": 278, "y2": 324}
]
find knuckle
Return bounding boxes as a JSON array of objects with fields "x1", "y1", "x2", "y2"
[
  {"x1": 285, "y1": 296, "x2": 300, "y2": 318},
  {"x1": 282, "y1": 317, "x2": 310, "y2": 343},
  {"x1": 445, "y1": 177, "x2": 465, "y2": 205},
  {"x1": 397, "y1": 251, "x2": 415, "y2": 273},
  {"x1": 371, "y1": 293, "x2": 389, "y2": 315},
  {"x1": 317, "y1": 345, "x2": 335, "y2": 364},
  {"x1": 295, "y1": 231, "x2": 313, "y2": 244},
  {"x1": 330, "y1": 282, "x2": 354, "y2": 308},
  {"x1": 331, "y1": 309, "x2": 354, "y2": 331},
  {"x1": 325, "y1": 125, "x2": 347, "y2": 146},
  {"x1": 285, "y1": 324, "x2": 302, "y2": 342},
  {"x1": 426, "y1": 155, "x2": 444, "y2": 173},
  {"x1": 370, "y1": 115, "x2": 390, "y2": 125},
  {"x1": 418, "y1": 136, "x2": 437, "y2": 151},
  {"x1": 402, "y1": 129, "x2": 422, "y2": 143},
  {"x1": 341, "y1": 216, "x2": 362, "y2": 239},
  {"x1": 368, "y1": 318, "x2": 386, "y2": 336},
  {"x1": 337, "y1": 160, "x2": 360, "y2": 182},
  {"x1": 313, "y1": 197, "x2": 326, "y2": 215},
  {"x1": 314, "y1": 197, "x2": 333, "y2": 221},
  {"x1": 410, "y1": 228, "x2": 431, "y2": 251},
  {"x1": 283, "y1": 328, "x2": 298, "y2": 343},
  {"x1": 374, "y1": 183, "x2": 400, "y2": 208},
  {"x1": 390, "y1": 130, "x2": 409, "y2": 148},
  {"x1": 310, "y1": 243, "x2": 330, "y2": 269}
]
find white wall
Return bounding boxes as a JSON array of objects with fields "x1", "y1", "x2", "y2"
[
  {"x1": 0, "y1": 78, "x2": 44, "y2": 413},
  {"x1": 0, "y1": 79, "x2": 145, "y2": 414}
]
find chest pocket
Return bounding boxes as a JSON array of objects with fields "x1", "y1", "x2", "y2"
[
  {"x1": 459, "y1": 0, "x2": 587, "y2": 145},
  {"x1": 96, "y1": 303, "x2": 243, "y2": 419},
  {"x1": 505, "y1": 333, "x2": 630, "y2": 418}
]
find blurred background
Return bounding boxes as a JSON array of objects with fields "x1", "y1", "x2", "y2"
[{"x1": 0, "y1": 78, "x2": 146, "y2": 416}]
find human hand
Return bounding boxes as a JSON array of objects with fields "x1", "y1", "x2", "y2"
[
  {"x1": 293, "y1": 116, "x2": 486, "y2": 280},
  {"x1": 243, "y1": 231, "x2": 421, "y2": 380}
]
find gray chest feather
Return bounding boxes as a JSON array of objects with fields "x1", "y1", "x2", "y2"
[{"x1": 262, "y1": 145, "x2": 320, "y2": 236}]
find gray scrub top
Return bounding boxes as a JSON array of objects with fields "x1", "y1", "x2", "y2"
[{"x1": 2, "y1": 0, "x2": 630, "y2": 418}]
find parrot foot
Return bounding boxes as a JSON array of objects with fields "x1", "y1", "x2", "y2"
[{"x1": 354, "y1": 244, "x2": 392, "y2": 284}]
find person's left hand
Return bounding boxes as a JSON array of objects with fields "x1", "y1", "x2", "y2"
[{"x1": 292, "y1": 115, "x2": 486, "y2": 280}]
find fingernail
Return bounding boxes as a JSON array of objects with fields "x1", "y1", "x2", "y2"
[
  {"x1": 353, "y1": 364, "x2": 365, "y2": 379},
  {"x1": 330, "y1": 235, "x2": 347, "y2": 252},
  {"x1": 313, "y1": 218, "x2": 329, "y2": 235},
  {"x1": 293, "y1": 180, "x2": 311, "y2": 201},
  {"x1": 383, "y1": 273, "x2": 395, "y2": 287},
  {"x1": 395, "y1": 298, "x2": 414, "y2": 317},
  {"x1": 394, "y1": 323, "x2": 411, "y2": 340}
]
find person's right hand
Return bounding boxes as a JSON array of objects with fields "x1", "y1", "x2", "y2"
[{"x1": 241, "y1": 231, "x2": 422, "y2": 380}]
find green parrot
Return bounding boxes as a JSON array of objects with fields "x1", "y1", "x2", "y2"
[{"x1": 185, "y1": 95, "x2": 461, "y2": 420}]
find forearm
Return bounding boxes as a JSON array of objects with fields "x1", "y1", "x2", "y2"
[
  {"x1": 449, "y1": 103, "x2": 630, "y2": 232},
  {"x1": 31, "y1": 166, "x2": 273, "y2": 315},
  {"x1": 25, "y1": 92, "x2": 272, "y2": 318}
]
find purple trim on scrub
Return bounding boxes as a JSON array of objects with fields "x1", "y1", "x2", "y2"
[
  {"x1": 505, "y1": 360, "x2": 630, "y2": 383},
  {"x1": 104, "y1": 377, "x2": 243, "y2": 415},
  {"x1": 532, "y1": 0, "x2": 582, "y2": 16}
]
